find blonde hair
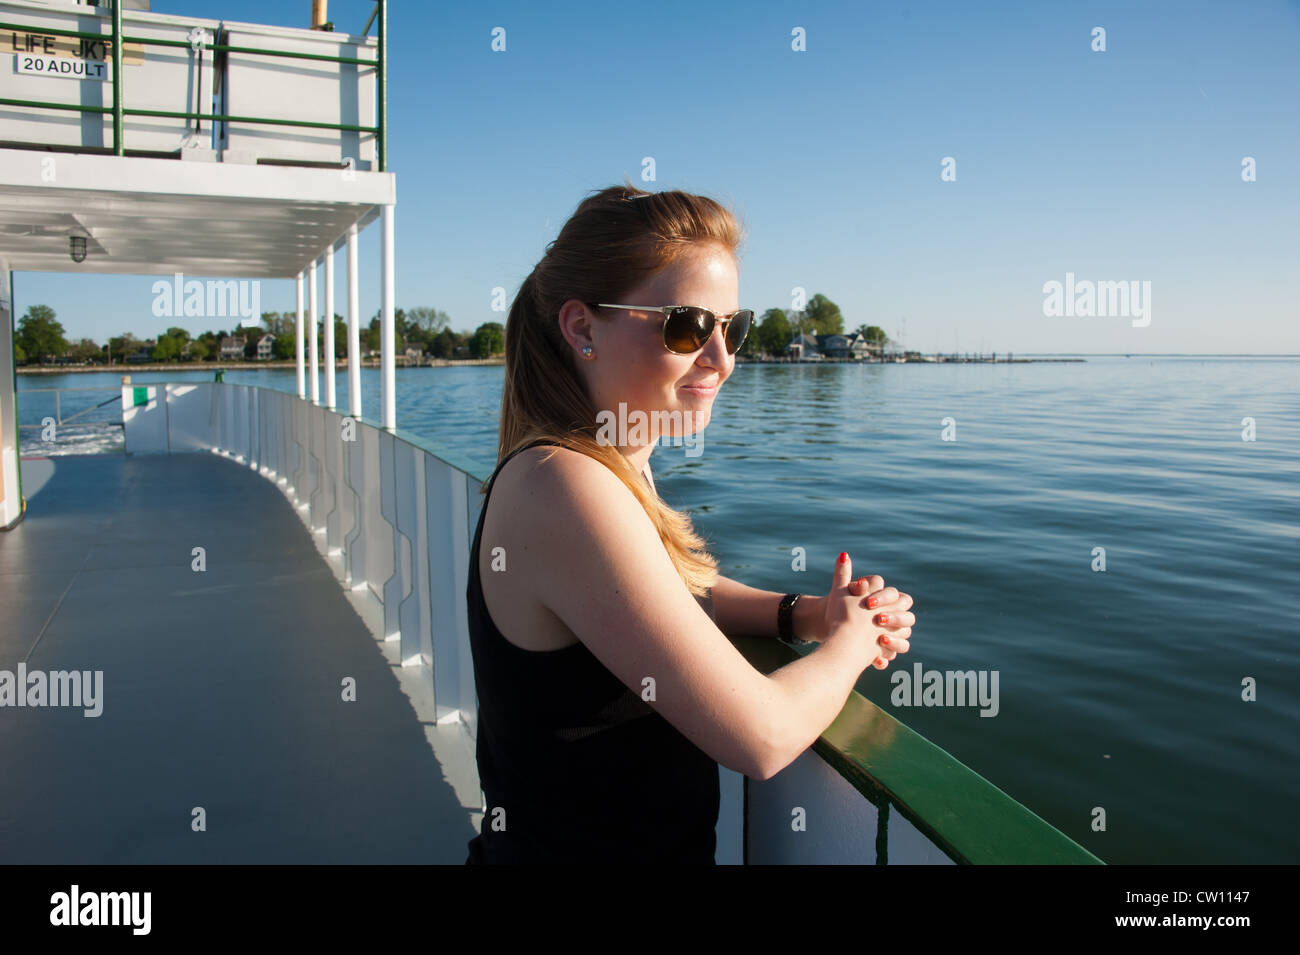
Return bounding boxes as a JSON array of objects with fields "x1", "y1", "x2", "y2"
[{"x1": 496, "y1": 180, "x2": 745, "y2": 596}]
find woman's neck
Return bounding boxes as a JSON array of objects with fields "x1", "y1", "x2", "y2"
[{"x1": 620, "y1": 443, "x2": 654, "y2": 478}]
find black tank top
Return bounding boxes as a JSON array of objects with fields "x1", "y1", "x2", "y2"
[{"x1": 464, "y1": 439, "x2": 720, "y2": 864}]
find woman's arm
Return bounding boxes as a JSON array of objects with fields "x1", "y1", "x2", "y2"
[
  {"x1": 710, "y1": 575, "x2": 828, "y2": 642},
  {"x1": 507, "y1": 447, "x2": 902, "y2": 781}
]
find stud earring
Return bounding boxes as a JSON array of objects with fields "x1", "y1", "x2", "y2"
[{"x1": 581, "y1": 346, "x2": 594, "y2": 358}]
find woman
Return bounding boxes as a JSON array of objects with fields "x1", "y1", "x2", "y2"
[{"x1": 464, "y1": 183, "x2": 916, "y2": 864}]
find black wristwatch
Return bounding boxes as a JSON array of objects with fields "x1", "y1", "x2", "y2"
[{"x1": 778, "y1": 593, "x2": 812, "y2": 646}]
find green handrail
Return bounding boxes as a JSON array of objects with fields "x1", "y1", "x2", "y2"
[{"x1": 736, "y1": 635, "x2": 1105, "y2": 864}]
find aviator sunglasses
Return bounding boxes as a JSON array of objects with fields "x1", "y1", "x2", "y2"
[{"x1": 595, "y1": 303, "x2": 755, "y2": 355}]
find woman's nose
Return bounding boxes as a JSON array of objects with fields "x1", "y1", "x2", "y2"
[{"x1": 699, "y1": 323, "x2": 729, "y2": 364}]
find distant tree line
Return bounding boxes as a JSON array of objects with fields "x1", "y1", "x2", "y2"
[
  {"x1": 738, "y1": 294, "x2": 890, "y2": 357},
  {"x1": 11, "y1": 304, "x2": 506, "y2": 365}
]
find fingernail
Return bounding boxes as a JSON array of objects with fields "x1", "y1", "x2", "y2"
[
  {"x1": 866, "y1": 596, "x2": 878, "y2": 609},
  {"x1": 880, "y1": 636, "x2": 890, "y2": 647},
  {"x1": 838, "y1": 552, "x2": 848, "y2": 564},
  {"x1": 877, "y1": 613, "x2": 889, "y2": 625}
]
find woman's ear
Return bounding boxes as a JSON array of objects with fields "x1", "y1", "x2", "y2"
[{"x1": 557, "y1": 299, "x2": 597, "y2": 356}]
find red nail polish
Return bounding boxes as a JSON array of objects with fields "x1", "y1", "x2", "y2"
[
  {"x1": 880, "y1": 636, "x2": 890, "y2": 647},
  {"x1": 838, "y1": 552, "x2": 848, "y2": 564},
  {"x1": 878, "y1": 613, "x2": 889, "y2": 625},
  {"x1": 866, "y1": 597, "x2": 878, "y2": 608}
]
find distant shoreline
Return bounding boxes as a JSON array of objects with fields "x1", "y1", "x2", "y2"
[
  {"x1": 16, "y1": 358, "x2": 505, "y2": 374},
  {"x1": 16, "y1": 356, "x2": 1086, "y2": 374}
]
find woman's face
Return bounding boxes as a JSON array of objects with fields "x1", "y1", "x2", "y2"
[{"x1": 560, "y1": 243, "x2": 740, "y2": 450}]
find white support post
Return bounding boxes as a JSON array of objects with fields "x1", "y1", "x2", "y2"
[
  {"x1": 381, "y1": 203, "x2": 395, "y2": 430},
  {"x1": 324, "y1": 245, "x2": 336, "y2": 409},
  {"x1": 308, "y1": 258, "x2": 320, "y2": 404},
  {"x1": 347, "y1": 224, "x2": 361, "y2": 420},
  {"x1": 295, "y1": 271, "x2": 304, "y2": 399}
]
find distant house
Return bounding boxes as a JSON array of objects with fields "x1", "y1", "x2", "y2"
[
  {"x1": 786, "y1": 331, "x2": 821, "y2": 359},
  {"x1": 818, "y1": 334, "x2": 854, "y2": 359},
  {"x1": 859, "y1": 335, "x2": 886, "y2": 359},
  {"x1": 256, "y1": 334, "x2": 276, "y2": 360},
  {"x1": 819, "y1": 334, "x2": 847, "y2": 357},
  {"x1": 401, "y1": 339, "x2": 424, "y2": 365},
  {"x1": 219, "y1": 335, "x2": 246, "y2": 360},
  {"x1": 830, "y1": 332, "x2": 878, "y2": 359}
]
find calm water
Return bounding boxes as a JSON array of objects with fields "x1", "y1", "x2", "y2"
[{"x1": 19, "y1": 357, "x2": 1300, "y2": 863}]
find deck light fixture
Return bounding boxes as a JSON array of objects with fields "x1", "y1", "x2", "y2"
[{"x1": 69, "y1": 235, "x2": 87, "y2": 263}]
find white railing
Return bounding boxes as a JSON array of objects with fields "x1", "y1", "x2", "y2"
[{"x1": 121, "y1": 380, "x2": 483, "y2": 731}]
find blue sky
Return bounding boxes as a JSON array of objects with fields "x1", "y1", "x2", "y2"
[{"x1": 13, "y1": 0, "x2": 1299, "y2": 354}]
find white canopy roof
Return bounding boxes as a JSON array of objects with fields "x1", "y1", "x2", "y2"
[{"x1": 0, "y1": 148, "x2": 392, "y2": 277}]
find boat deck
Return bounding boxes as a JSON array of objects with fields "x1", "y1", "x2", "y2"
[{"x1": 0, "y1": 452, "x2": 483, "y2": 863}]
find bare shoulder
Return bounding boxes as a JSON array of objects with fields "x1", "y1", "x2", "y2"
[
  {"x1": 498, "y1": 444, "x2": 664, "y2": 566},
  {"x1": 485, "y1": 442, "x2": 778, "y2": 779},
  {"x1": 494, "y1": 443, "x2": 628, "y2": 509},
  {"x1": 478, "y1": 445, "x2": 635, "y2": 652}
]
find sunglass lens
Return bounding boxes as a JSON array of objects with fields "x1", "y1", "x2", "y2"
[
  {"x1": 664, "y1": 307, "x2": 712, "y2": 354},
  {"x1": 725, "y1": 310, "x2": 754, "y2": 353}
]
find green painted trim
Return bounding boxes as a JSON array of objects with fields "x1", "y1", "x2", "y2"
[
  {"x1": 0, "y1": 99, "x2": 379, "y2": 134},
  {"x1": 203, "y1": 43, "x2": 376, "y2": 67},
  {"x1": 126, "y1": 108, "x2": 379, "y2": 134},
  {"x1": 0, "y1": 99, "x2": 377, "y2": 136},
  {"x1": 377, "y1": 0, "x2": 387, "y2": 172},
  {"x1": 0, "y1": 20, "x2": 377, "y2": 66},
  {"x1": 0, "y1": 99, "x2": 113, "y2": 114},
  {"x1": 0, "y1": 20, "x2": 108, "y2": 41},
  {"x1": 111, "y1": 0, "x2": 123, "y2": 157},
  {"x1": 734, "y1": 636, "x2": 1105, "y2": 865},
  {"x1": 132, "y1": 386, "x2": 148, "y2": 407}
]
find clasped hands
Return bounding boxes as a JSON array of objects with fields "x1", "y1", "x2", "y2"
[{"x1": 794, "y1": 552, "x2": 916, "y2": 670}]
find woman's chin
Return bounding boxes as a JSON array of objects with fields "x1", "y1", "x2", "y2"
[{"x1": 675, "y1": 403, "x2": 710, "y2": 434}]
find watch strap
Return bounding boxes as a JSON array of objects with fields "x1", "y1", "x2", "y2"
[{"x1": 778, "y1": 593, "x2": 811, "y2": 645}]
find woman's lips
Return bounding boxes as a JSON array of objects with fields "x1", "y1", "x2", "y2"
[{"x1": 680, "y1": 381, "x2": 718, "y2": 396}]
